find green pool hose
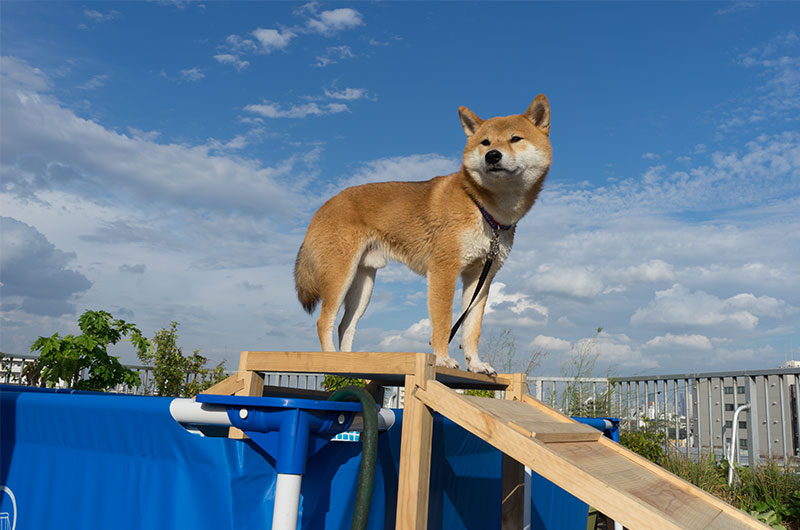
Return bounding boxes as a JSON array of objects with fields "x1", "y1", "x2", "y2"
[{"x1": 329, "y1": 386, "x2": 378, "y2": 530}]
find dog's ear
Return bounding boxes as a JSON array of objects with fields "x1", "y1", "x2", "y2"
[
  {"x1": 458, "y1": 106, "x2": 483, "y2": 137},
  {"x1": 524, "y1": 94, "x2": 550, "y2": 136}
]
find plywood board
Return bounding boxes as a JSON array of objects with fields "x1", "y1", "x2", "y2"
[{"x1": 465, "y1": 395, "x2": 602, "y2": 442}]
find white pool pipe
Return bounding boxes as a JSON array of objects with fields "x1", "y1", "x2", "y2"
[
  {"x1": 169, "y1": 397, "x2": 396, "y2": 433},
  {"x1": 273, "y1": 473, "x2": 303, "y2": 530}
]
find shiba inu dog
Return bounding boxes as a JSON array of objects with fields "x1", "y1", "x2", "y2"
[{"x1": 295, "y1": 95, "x2": 551, "y2": 375}]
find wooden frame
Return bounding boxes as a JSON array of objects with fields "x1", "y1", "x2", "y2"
[{"x1": 205, "y1": 350, "x2": 766, "y2": 530}]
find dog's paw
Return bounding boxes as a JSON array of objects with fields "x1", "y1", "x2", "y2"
[
  {"x1": 467, "y1": 359, "x2": 497, "y2": 377},
  {"x1": 435, "y1": 357, "x2": 460, "y2": 370}
]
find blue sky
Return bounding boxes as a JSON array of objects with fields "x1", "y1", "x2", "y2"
[{"x1": 1, "y1": 1, "x2": 798, "y2": 377}]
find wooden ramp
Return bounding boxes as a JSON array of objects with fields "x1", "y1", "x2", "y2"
[
  {"x1": 415, "y1": 380, "x2": 764, "y2": 530},
  {"x1": 207, "y1": 351, "x2": 767, "y2": 530}
]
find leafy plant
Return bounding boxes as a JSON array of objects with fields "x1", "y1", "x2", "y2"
[
  {"x1": 323, "y1": 375, "x2": 365, "y2": 391},
  {"x1": 137, "y1": 321, "x2": 226, "y2": 397},
  {"x1": 30, "y1": 310, "x2": 149, "y2": 391},
  {"x1": 620, "y1": 420, "x2": 667, "y2": 464}
]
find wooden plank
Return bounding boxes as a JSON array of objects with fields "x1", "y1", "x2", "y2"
[
  {"x1": 591, "y1": 434, "x2": 767, "y2": 529},
  {"x1": 435, "y1": 366, "x2": 511, "y2": 390},
  {"x1": 550, "y1": 442, "x2": 724, "y2": 529},
  {"x1": 203, "y1": 374, "x2": 243, "y2": 396},
  {"x1": 396, "y1": 353, "x2": 435, "y2": 530},
  {"x1": 465, "y1": 396, "x2": 601, "y2": 442},
  {"x1": 241, "y1": 351, "x2": 418, "y2": 375}
]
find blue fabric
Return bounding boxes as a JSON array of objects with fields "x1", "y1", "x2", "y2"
[{"x1": 0, "y1": 385, "x2": 589, "y2": 529}]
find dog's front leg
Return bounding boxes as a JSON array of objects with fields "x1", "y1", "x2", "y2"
[
  {"x1": 460, "y1": 265, "x2": 497, "y2": 376},
  {"x1": 426, "y1": 264, "x2": 460, "y2": 369}
]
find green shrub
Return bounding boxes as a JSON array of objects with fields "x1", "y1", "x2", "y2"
[
  {"x1": 323, "y1": 375, "x2": 365, "y2": 391},
  {"x1": 619, "y1": 421, "x2": 666, "y2": 464}
]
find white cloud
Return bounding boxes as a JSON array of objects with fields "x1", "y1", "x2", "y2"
[
  {"x1": 527, "y1": 264, "x2": 604, "y2": 298},
  {"x1": 306, "y1": 8, "x2": 363, "y2": 35},
  {"x1": 78, "y1": 74, "x2": 110, "y2": 90},
  {"x1": 530, "y1": 335, "x2": 571, "y2": 352},
  {"x1": 251, "y1": 28, "x2": 296, "y2": 53},
  {"x1": 314, "y1": 45, "x2": 355, "y2": 67},
  {"x1": 1, "y1": 56, "x2": 304, "y2": 219},
  {"x1": 485, "y1": 282, "x2": 548, "y2": 320},
  {"x1": 629, "y1": 283, "x2": 786, "y2": 330},
  {"x1": 324, "y1": 87, "x2": 369, "y2": 100},
  {"x1": 83, "y1": 9, "x2": 119, "y2": 23},
  {"x1": 213, "y1": 54, "x2": 250, "y2": 71},
  {"x1": 338, "y1": 153, "x2": 459, "y2": 190},
  {"x1": 644, "y1": 333, "x2": 713, "y2": 350},
  {"x1": 715, "y1": 2, "x2": 756, "y2": 16},
  {"x1": 224, "y1": 34, "x2": 258, "y2": 53},
  {"x1": 378, "y1": 318, "x2": 431, "y2": 352},
  {"x1": 244, "y1": 100, "x2": 349, "y2": 119},
  {"x1": 180, "y1": 68, "x2": 204, "y2": 82},
  {"x1": 611, "y1": 260, "x2": 675, "y2": 283}
]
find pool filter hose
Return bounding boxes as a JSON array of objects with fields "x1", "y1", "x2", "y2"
[{"x1": 329, "y1": 386, "x2": 378, "y2": 530}]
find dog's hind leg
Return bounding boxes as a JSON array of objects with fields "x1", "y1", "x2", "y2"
[
  {"x1": 316, "y1": 251, "x2": 361, "y2": 352},
  {"x1": 338, "y1": 266, "x2": 377, "y2": 352}
]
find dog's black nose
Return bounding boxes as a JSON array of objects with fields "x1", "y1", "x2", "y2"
[{"x1": 485, "y1": 150, "x2": 502, "y2": 165}]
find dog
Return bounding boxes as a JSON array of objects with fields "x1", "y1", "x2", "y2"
[{"x1": 294, "y1": 95, "x2": 551, "y2": 375}]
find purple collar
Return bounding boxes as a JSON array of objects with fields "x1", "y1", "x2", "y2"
[{"x1": 474, "y1": 201, "x2": 514, "y2": 232}]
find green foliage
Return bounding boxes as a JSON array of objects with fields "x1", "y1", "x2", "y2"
[
  {"x1": 735, "y1": 460, "x2": 800, "y2": 527},
  {"x1": 662, "y1": 450, "x2": 728, "y2": 497},
  {"x1": 464, "y1": 388, "x2": 495, "y2": 398},
  {"x1": 137, "y1": 321, "x2": 227, "y2": 397},
  {"x1": 30, "y1": 310, "x2": 148, "y2": 391},
  {"x1": 323, "y1": 375, "x2": 365, "y2": 391},
  {"x1": 619, "y1": 420, "x2": 666, "y2": 464}
]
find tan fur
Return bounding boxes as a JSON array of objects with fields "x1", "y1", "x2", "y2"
[{"x1": 295, "y1": 95, "x2": 552, "y2": 375}]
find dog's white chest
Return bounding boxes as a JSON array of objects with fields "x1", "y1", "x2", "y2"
[{"x1": 460, "y1": 223, "x2": 513, "y2": 267}]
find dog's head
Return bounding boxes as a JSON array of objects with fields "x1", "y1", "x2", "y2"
[{"x1": 458, "y1": 95, "x2": 552, "y2": 192}]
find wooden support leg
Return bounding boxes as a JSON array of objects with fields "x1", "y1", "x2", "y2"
[
  {"x1": 502, "y1": 373, "x2": 528, "y2": 529},
  {"x1": 396, "y1": 354, "x2": 435, "y2": 530},
  {"x1": 501, "y1": 454, "x2": 525, "y2": 530},
  {"x1": 230, "y1": 351, "x2": 265, "y2": 439}
]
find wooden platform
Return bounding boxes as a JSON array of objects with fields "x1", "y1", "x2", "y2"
[{"x1": 206, "y1": 351, "x2": 767, "y2": 530}]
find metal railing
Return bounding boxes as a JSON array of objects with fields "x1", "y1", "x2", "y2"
[{"x1": 529, "y1": 368, "x2": 800, "y2": 467}]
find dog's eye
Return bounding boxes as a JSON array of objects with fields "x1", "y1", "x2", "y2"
[
  {"x1": 481, "y1": 139, "x2": 490, "y2": 146},
  {"x1": 510, "y1": 136, "x2": 523, "y2": 143}
]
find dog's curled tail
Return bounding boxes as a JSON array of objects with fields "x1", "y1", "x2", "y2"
[{"x1": 294, "y1": 243, "x2": 320, "y2": 314}]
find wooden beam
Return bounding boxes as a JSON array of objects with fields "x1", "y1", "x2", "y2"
[
  {"x1": 241, "y1": 351, "x2": 419, "y2": 374},
  {"x1": 203, "y1": 374, "x2": 244, "y2": 396},
  {"x1": 395, "y1": 353, "x2": 435, "y2": 530},
  {"x1": 229, "y1": 352, "x2": 265, "y2": 439}
]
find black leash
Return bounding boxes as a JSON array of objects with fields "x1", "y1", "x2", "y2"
[{"x1": 448, "y1": 202, "x2": 514, "y2": 344}]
